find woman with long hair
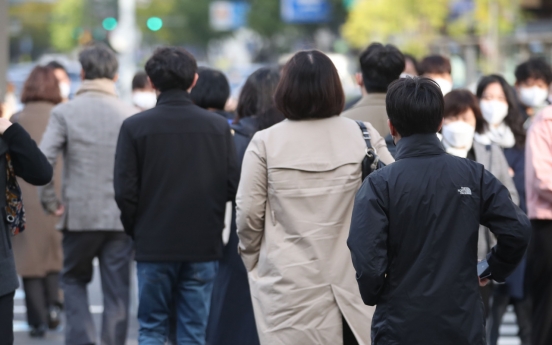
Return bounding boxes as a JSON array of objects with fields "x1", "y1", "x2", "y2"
[
  {"x1": 236, "y1": 51, "x2": 393, "y2": 345},
  {"x1": 476, "y1": 75, "x2": 531, "y2": 345},
  {"x1": 207, "y1": 67, "x2": 284, "y2": 345},
  {"x1": 10, "y1": 66, "x2": 64, "y2": 338}
]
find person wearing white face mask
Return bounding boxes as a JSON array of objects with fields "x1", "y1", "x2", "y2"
[
  {"x1": 442, "y1": 89, "x2": 519, "y2": 323},
  {"x1": 419, "y1": 55, "x2": 453, "y2": 95},
  {"x1": 46, "y1": 61, "x2": 71, "y2": 103},
  {"x1": 514, "y1": 58, "x2": 552, "y2": 128},
  {"x1": 476, "y1": 75, "x2": 531, "y2": 345},
  {"x1": 131, "y1": 71, "x2": 157, "y2": 111}
]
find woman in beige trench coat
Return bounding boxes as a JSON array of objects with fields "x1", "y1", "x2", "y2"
[
  {"x1": 236, "y1": 51, "x2": 395, "y2": 345},
  {"x1": 11, "y1": 66, "x2": 64, "y2": 337}
]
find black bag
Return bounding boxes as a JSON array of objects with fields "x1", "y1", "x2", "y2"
[{"x1": 355, "y1": 121, "x2": 386, "y2": 181}]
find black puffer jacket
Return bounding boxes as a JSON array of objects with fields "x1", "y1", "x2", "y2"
[{"x1": 348, "y1": 133, "x2": 530, "y2": 345}]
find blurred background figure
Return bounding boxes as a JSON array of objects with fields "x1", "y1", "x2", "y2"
[
  {"x1": 131, "y1": 71, "x2": 157, "y2": 111},
  {"x1": 1, "y1": 83, "x2": 18, "y2": 120},
  {"x1": 525, "y1": 94, "x2": 552, "y2": 345},
  {"x1": 419, "y1": 55, "x2": 453, "y2": 95},
  {"x1": 190, "y1": 67, "x2": 234, "y2": 122},
  {"x1": 10, "y1": 66, "x2": 64, "y2": 339},
  {"x1": 207, "y1": 66, "x2": 283, "y2": 345},
  {"x1": 442, "y1": 89, "x2": 519, "y2": 317},
  {"x1": 402, "y1": 54, "x2": 419, "y2": 78},
  {"x1": 342, "y1": 43, "x2": 405, "y2": 138},
  {"x1": 476, "y1": 74, "x2": 531, "y2": 345},
  {"x1": 46, "y1": 61, "x2": 72, "y2": 103},
  {"x1": 514, "y1": 58, "x2": 552, "y2": 127}
]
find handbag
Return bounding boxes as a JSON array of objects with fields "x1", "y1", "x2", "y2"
[
  {"x1": 355, "y1": 121, "x2": 386, "y2": 181},
  {"x1": 5, "y1": 153, "x2": 26, "y2": 236}
]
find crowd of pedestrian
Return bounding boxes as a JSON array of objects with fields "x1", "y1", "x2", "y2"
[{"x1": 0, "y1": 41, "x2": 550, "y2": 345}]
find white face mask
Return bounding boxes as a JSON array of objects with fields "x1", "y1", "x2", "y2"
[
  {"x1": 59, "y1": 82, "x2": 71, "y2": 99},
  {"x1": 132, "y1": 91, "x2": 157, "y2": 110},
  {"x1": 480, "y1": 100, "x2": 509, "y2": 125},
  {"x1": 434, "y1": 78, "x2": 453, "y2": 95},
  {"x1": 442, "y1": 121, "x2": 475, "y2": 151},
  {"x1": 518, "y1": 86, "x2": 549, "y2": 108}
]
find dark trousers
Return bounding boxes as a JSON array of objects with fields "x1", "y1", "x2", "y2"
[
  {"x1": 0, "y1": 291, "x2": 14, "y2": 345},
  {"x1": 62, "y1": 231, "x2": 133, "y2": 345},
  {"x1": 528, "y1": 219, "x2": 552, "y2": 345},
  {"x1": 22, "y1": 272, "x2": 61, "y2": 328},
  {"x1": 137, "y1": 261, "x2": 218, "y2": 345},
  {"x1": 488, "y1": 289, "x2": 531, "y2": 345}
]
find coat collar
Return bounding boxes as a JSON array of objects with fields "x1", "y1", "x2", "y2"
[
  {"x1": 76, "y1": 79, "x2": 117, "y2": 97},
  {"x1": 395, "y1": 133, "x2": 446, "y2": 160},
  {"x1": 353, "y1": 93, "x2": 386, "y2": 109},
  {"x1": 156, "y1": 89, "x2": 193, "y2": 106}
]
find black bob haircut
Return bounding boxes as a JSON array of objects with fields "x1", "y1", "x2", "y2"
[
  {"x1": 79, "y1": 43, "x2": 119, "y2": 80},
  {"x1": 386, "y1": 77, "x2": 444, "y2": 137},
  {"x1": 514, "y1": 58, "x2": 552, "y2": 85},
  {"x1": 359, "y1": 43, "x2": 405, "y2": 93},
  {"x1": 419, "y1": 55, "x2": 451, "y2": 75},
  {"x1": 190, "y1": 67, "x2": 230, "y2": 110},
  {"x1": 145, "y1": 47, "x2": 197, "y2": 92},
  {"x1": 274, "y1": 50, "x2": 344, "y2": 120}
]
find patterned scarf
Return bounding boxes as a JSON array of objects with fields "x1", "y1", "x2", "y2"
[{"x1": 5, "y1": 153, "x2": 26, "y2": 235}]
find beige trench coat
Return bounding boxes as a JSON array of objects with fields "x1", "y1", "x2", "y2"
[
  {"x1": 236, "y1": 116, "x2": 394, "y2": 345},
  {"x1": 11, "y1": 102, "x2": 63, "y2": 277}
]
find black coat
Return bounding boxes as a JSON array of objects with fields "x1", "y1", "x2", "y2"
[
  {"x1": 207, "y1": 115, "x2": 260, "y2": 345},
  {"x1": 114, "y1": 90, "x2": 239, "y2": 262},
  {"x1": 0, "y1": 124, "x2": 52, "y2": 296},
  {"x1": 348, "y1": 134, "x2": 530, "y2": 345}
]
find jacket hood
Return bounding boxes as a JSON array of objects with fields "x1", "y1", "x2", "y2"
[
  {"x1": 232, "y1": 116, "x2": 258, "y2": 139},
  {"x1": 76, "y1": 79, "x2": 117, "y2": 97}
]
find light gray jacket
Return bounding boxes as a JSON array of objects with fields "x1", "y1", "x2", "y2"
[
  {"x1": 474, "y1": 141, "x2": 519, "y2": 260},
  {"x1": 39, "y1": 79, "x2": 137, "y2": 231}
]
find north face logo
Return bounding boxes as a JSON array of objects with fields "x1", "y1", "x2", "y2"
[{"x1": 458, "y1": 187, "x2": 472, "y2": 195}]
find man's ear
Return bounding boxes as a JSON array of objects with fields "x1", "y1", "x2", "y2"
[
  {"x1": 112, "y1": 73, "x2": 119, "y2": 83},
  {"x1": 188, "y1": 73, "x2": 199, "y2": 92},
  {"x1": 355, "y1": 73, "x2": 364, "y2": 87},
  {"x1": 80, "y1": 70, "x2": 85, "y2": 81},
  {"x1": 388, "y1": 119, "x2": 398, "y2": 137}
]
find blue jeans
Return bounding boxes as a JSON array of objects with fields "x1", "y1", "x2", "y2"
[{"x1": 136, "y1": 261, "x2": 218, "y2": 345}]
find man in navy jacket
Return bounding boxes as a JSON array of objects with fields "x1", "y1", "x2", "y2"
[
  {"x1": 348, "y1": 77, "x2": 531, "y2": 345},
  {"x1": 114, "y1": 47, "x2": 239, "y2": 344}
]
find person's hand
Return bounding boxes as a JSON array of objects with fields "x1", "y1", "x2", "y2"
[
  {"x1": 54, "y1": 205, "x2": 65, "y2": 217},
  {"x1": 0, "y1": 118, "x2": 13, "y2": 134},
  {"x1": 479, "y1": 277, "x2": 490, "y2": 287}
]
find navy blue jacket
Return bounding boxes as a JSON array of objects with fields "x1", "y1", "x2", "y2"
[{"x1": 348, "y1": 134, "x2": 530, "y2": 345}]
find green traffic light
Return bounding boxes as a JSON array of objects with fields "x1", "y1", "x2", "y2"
[
  {"x1": 147, "y1": 17, "x2": 163, "y2": 31},
  {"x1": 102, "y1": 17, "x2": 118, "y2": 31}
]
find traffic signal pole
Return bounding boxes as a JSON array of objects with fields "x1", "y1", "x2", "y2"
[
  {"x1": 0, "y1": 0, "x2": 9, "y2": 102},
  {"x1": 117, "y1": 0, "x2": 137, "y2": 102}
]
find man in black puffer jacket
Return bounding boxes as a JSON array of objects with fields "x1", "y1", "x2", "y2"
[{"x1": 348, "y1": 77, "x2": 531, "y2": 345}]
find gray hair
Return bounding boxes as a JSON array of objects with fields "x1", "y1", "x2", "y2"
[{"x1": 79, "y1": 43, "x2": 119, "y2": 80}]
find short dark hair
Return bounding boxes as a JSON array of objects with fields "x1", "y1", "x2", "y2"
[
  {"x1": 359, "y1": 43, "x2": 405, "y2": 92},
  {"x1": 236, "y1": 67, "x2": 284, "y2": 130},
  {"x1": 190, "y1": 67, "x2": 230, "y2": 110},
  {"x1": 145, "y1": 47, "x2": 198, "y2": 92},
  {"x1": 444, "y1": 89, "x2": 487, "y2": 134},
  {"x1": 514, "y1": 58, "x2": 552, "y2": 85},
  {"x1": 21, "y1": 66, "x2": 62, "y2": 105},
  {"x1": 274, "y1": 50, "x2": 344, "y2": 120},
  {"x1": 132, "y1": 71, "x2": 151, "y2": 90},
  {"x1": 79, "y1": 43, "x2": 119, "y2": 80},
  {"x1": 386, "y1": 77, "x2": 444, "y2": 137},
  {"x1": 419, "y1": 55, "x2": 451, "y2": 75},
  {"x1": 403, "y1": 54, "x2": 419, "y2": 75},
  {"x1": 476, "y1": 74, "x2": 526, "y2": 147},
  {"x1": 46, "y1": 61, "x2": 68, "y2": 74}
]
